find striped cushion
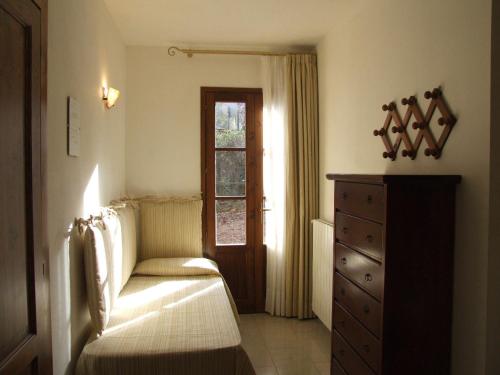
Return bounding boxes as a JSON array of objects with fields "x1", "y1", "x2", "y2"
[
  {"x1": 139, "y1": 199, "x2": 203, "y2": 259},
  {"x1": 114, "y1": 206, "x2": 137, "y2": 289},
  {"x1": 83, "y1": 223, "x2": 118, "y2": 334},
  {"x1": 133, "y1": 257, "x2": 220, "y2": 277}
]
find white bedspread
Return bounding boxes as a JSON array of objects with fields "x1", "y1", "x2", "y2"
[{"x1": 76, "y1": 258, "x2": 255, "y2": 375}]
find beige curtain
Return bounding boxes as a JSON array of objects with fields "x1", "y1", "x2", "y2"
[
  {"x1": 284, "y1": 54, "x2": 319, "y2": 319},
  {"x1": 263, "y1": 54, "x2": 319, "y2": 319}
]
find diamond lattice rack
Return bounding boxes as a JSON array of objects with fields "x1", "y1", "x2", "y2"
[{"x1": 373, "y1": 88, "x2": 457, "y2": 160}]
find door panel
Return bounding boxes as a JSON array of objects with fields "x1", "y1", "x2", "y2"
[
  {"x1": 201, "y1": 88, "x2": 265, "y2": 313},
  {"x1": 0, "y1": 0, "x2": 51, "y2": 373},
  {"x1": 0, "y1": 5, "x2": 31, "y2": 362}
]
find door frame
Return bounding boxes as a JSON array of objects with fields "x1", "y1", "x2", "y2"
[
  {"x1": 0, "y1": 0, "x2": 51, "y2": 373},
  {"x1": 200, "y1": 87, "x2": 265, "y2": 312}
]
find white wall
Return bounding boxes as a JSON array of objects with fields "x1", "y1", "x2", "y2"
[
  {"x1": 317, "y1": 0, "x2": 491, "y2": 374},
  {"x1": 126, "y1": 47, "x2": 262, "y2": 195},
  {"x1": 47, "y1": 0, "x2": 126, "y2": 373}
]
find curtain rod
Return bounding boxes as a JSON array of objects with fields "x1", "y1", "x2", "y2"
[{"x1": 167, "y1": 46, "x2": 316, "y2": 58}]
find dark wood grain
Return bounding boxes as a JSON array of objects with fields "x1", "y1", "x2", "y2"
[
  {"x1": 332, "y1": 359, "x2": 348, "y2": 375},
  {"x1": 382, "y1": 181, "x2": 456, "y2": 375},
  {"x1": 336, "y1": 213, "x2": 384, "y2": 261},
  {"x1": 0, "y1": 0, "x2": 51, "y2": 373},
  {"x1": 333, "y1": 330, "x2": 376, "y2": 375},
  {"x1": 327, "y1": 174, "x2": 461, "y2": 185},
  {"x1": 335, "y1": 243, "x2": 383, "y2": 301},
  {"x1": 200, "y1": 87, "x2": 265, "y2": 313},
  {"x1": 334, "y1": 302, "x2": 381, "y2": 373},
  {"x1": 335, "y1": 182, "x2": 384, "y2": 222},
  {"x1": 329, "y1": 175, "x2": 460, "y2": 375},
  {"x1": 334, "y1": 273, "x2": 382, "y2": 338}
]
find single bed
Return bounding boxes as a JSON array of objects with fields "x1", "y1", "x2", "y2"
[
  {"x1": 76, "y1": 199, "x2": 255, "y2": 375},
  {"x1": 76, "y1": 258, "x2": 254, "y2": 375}
]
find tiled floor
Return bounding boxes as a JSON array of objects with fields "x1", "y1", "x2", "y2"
[{"x1": 239, "y1": 314, "x2": 331, "y2": 375}]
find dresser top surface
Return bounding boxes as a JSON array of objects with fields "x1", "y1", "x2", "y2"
[{"x1": 326, "y1": 174, "x2": 462, "y2": 185}]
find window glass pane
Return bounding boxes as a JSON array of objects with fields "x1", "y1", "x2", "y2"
[
  {"x1": 215, "y1": 102, "x2": 246, "y2": 148},
  {"x1": 216, "y1": 151, "x2": 245, "y2": 196},
  {"x1": 216, "y1": 200, "x2": 246, "y2": 245}
]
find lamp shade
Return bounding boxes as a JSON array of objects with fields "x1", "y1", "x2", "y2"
[{"x1": 103, "y1": 87, "x2": 120, "y2": 108}]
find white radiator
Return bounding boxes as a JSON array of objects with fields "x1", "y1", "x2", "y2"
[{"x1": 312, "y1": 219, "x2": 334, "y2": 330}]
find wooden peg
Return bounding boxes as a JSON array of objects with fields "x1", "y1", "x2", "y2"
[
  {"x1": 391, "y1": 126, "x2": 403, "y2": 134},
  {"x1": 402, "y1": 149, "x2": 414, "y2": 158},
  {"x1": 382, "y1": 103, "x2": 395, "y2": 112},
  {"x1": 383, "y1": 151, "x2": 396, "y2": 159},
  {"x1": 374, "y1": 128, "x2": 386, "y2": 136},
  {"x1": 402, "y1": 96, "x2": 416, "y2": 105},
  {"x1": 425, "y1": 88, "x2": 442, "y2": 100},
  {"x1": 438, "y1": 117, "x2": 447, "y2": 126},
  {"x1": 448, "y1": 115, "x2": 457, "y2": 126},
  {"x1": 412, "y1": 122, "x2": 426, "y2": 130},
  {"x1": 432, "y1": 88, "x2": 442, "y2": 98},
  {"x1": 424, "y1": 148, "x2": 440, "y2": 157}
]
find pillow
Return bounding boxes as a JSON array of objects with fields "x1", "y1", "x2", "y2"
[
  {"x1": 82, "y1": 204, "x2": 138, "y2": 334},
  {"x1": 83, "y1": 223, "x2": 112, "y2": 334},
  {"x1": 139, "y1": 198, "x2": 203, "y2": 259},
  {"x1": 114, "y1": 205, "x2": 137, "y2": 289},
  {"x1": 133, "y1": 257, "x2": 220, "y2": 277}
]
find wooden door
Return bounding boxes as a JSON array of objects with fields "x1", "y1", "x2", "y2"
[
  {"x1": 0, "y1": 0, "x2": 51, "y2": 374},
  {"x1": 201, "y1": 87, "x2": 265, "y2": 313}
]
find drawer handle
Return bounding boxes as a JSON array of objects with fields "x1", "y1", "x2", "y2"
[
  {"x1": 367, "y1": 195, "x2": 373, "y2": 203},
  {"x1": 363, "y1": 305, "x2": 370, "y2": 314},
  {"x1": 364, "y1": 273, "x2": 373, "y2": 282},
  {"x1": 363, "y1": 344, "x2": 370, "y2": 353},
  {"x1": 342, "y1": 227, "x2": 349, "y2": 234},
  {"x1": 366, "y1": 234, "x2": 374, "y2": 243},
  {"x1": 341, "y1": 257, "x2": 347, "y2": 265},
  {"x1": 342, "y1": 192, "x2": 348, "y2": 200},
  {"x1": 340, "y1": 288, "x2": 346, "y2": 296}
]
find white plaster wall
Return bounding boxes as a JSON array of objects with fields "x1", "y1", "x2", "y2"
[
  {"x1": 317, "y1": 0, "x2": 491, "y2": 373},
  {"x1": 47, "y1": 0, "x2": 126, "y2": 373},
  {"x1": 125, "y1": 47, "x2": 262, "y2": 195}
]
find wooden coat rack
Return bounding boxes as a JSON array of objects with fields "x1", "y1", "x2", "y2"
[{"x1": 374, "y1": 88, "x2": 457, "y2": 160}]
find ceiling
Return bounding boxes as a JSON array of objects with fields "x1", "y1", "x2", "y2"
[{"x1": 103, "y1": 0, "x2": 339, "y2": 48}]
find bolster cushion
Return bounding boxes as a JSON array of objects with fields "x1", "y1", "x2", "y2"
[
  {"x1": 115, "y1": 205, "x2": 137, "y2": 290},
  {"x1": 83, "y1": 223, "x2": 117, "y2": 334},
  {"x1": 139, "y1": 198, "x2": 203, "y2": 259}
]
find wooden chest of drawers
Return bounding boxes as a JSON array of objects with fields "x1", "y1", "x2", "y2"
[{"x1": 327, "y1": 174, "x2": 461, "y2": 375}]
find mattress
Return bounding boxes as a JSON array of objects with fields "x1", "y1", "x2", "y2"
[{"x1": 76, "y1": 258, "x2": 255, "y2": 375}]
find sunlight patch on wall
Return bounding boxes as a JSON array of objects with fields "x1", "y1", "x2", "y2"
[{"x1": 83, "y1": 165, "x2": 101, "y2": 217}]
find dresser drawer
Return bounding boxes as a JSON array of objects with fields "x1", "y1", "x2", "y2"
[
  {"x1": 336, "y1": 213, "x2": 384, "y2": 261},
  {"x1": 335, "y1": 182, "x2": 384, "y2": 222},
  {"x1": 332, "y1": 359, "x2": 347, "y2": 375},
  {"x1": 334, "y1": 273, "x2": 382, "y2": 337},
  {"x1": 333, "y1": 330, "x2": 376, "y2": 375},
  {"x1": 335, "y1": 243, "x2": 383, "y2": 300},
  {"x1": 334, "y1": 302, "x2": 381, "y2": 373}
]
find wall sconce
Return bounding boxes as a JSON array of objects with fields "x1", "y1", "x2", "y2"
[{"x1": 102, "y1": 86, "x2": 120, "y2": 108}]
